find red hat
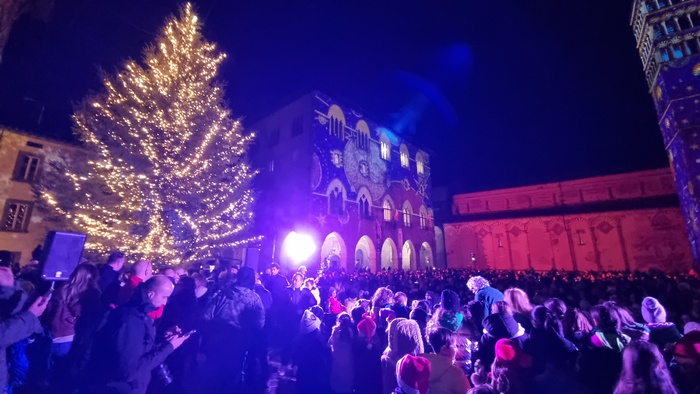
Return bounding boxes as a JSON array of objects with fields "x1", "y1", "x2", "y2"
[
  {"x1": 673, "y1": 331, "x2": 700, "y2": 362},
  {"x1": 357, "y1": 317, "x2": 377, "y2": 348},
  {"x1": 395, "y1": 354, "x2": 431, "y2": 394},
  {"x1": 495, "y1": 338, "x2": 532, "y2": 368}
]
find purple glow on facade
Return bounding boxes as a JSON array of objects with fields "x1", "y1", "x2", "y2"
[{"x1": 252, "y1": 92, "x2": 436, "y2": 272}]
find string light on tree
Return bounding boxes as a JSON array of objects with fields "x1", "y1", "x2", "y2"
[{"x1": 34, "y1": 3, "x2": 259, "y2": 264}]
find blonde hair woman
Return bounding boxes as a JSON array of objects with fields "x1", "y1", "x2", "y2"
[{"x1": 504, "y1": 288, "x2": 534, "y2": 333}]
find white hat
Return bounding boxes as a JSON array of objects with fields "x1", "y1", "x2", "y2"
[{"x1": 299, "y1": 309, "x2": 321, "y2": 334}]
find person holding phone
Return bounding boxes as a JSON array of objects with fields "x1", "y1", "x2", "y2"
[
  {"x1": 85, "y1": 275, "x2": 190, "y2": 394},
  {"x1": 0, "y1": 266, "x2": 49, "y2": 391}
]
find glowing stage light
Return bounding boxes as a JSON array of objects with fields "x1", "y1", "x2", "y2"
[{"x1": 283, "y1": 231, "x2": 316, "y2": 263}]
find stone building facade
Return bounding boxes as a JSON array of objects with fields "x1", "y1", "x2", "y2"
[
  {"x1": 251, "y1": 92, "x2": 436, "y2": 272},
  {"x1": 445, "y1": 169, "x2": 693, "y2": 272}
]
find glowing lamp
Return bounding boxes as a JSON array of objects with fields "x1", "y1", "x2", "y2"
[{"x1": 283, "y1": 231, "x2": 316, "y2": 263}]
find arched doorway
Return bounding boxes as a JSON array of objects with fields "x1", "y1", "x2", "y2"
[
  {"x1": 381, "y1": 238, "x2": 398, "y2": 269},
  {"x1": 434, "y1": 226, "x2": 445, "y2": 268},
  {"x1": 419, "y1": 242, "x2": 433, "y2": 269},
  {"x1": 355, "y1": 235, "x2": 376, "y2": 271},
  {"x1": 402, "y1": 240, "x2": 416, "y2": 270},
  {"x1": 321, "y1": 232, "x2": 347, "y2": 270}
]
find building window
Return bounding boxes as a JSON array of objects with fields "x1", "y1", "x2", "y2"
[
  {"x1": 330, "y1": 117, "x2": 345, "y2": 140},
  {"x1": 416, "y1": 152, "x2": 425, "y2": 176},
  {"x1": 400, "y1": 144, "x2": 409, "y2": 168},
  {"x1": 381, "y1": 141, "x2": 390, "y2": 161},
  {"x1": 1, "y1": 200, "x2": 33, "y2": 232},
  {"x1": 268, "y1": 160, "x2": 275, "y2": 172},
  {"x1": 269, "y1": 128, "x2": 280, "y2": 147},
  {"x1": 359, "y1": 194, "x2": 371, "y2": 219},
  {"x1": 403, "y1": 204, "x2": 412, "y2": 227},
  {"x1": 419, "y1": 205, "x2": 428, "y2": 229},
  {"x1": 12, "y1": 152, "x2": 42, "y2": 183},
  {"x1": 292, "y1": 117, "x2": 303, "y2": 137},
  {"x1": 329, "y1": 186, "x2": 344, "y2": 215},
  {"x1": 383, "y1": 199, "x2": 393, "y2": 222}
]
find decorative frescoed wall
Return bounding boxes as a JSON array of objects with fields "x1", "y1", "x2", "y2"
[
  {"x1": 445, "y1": 169, "x2": 693, "y2": 272},
  {"x1": 308, "y1": 93, "x2": 435, "y2": 271}
]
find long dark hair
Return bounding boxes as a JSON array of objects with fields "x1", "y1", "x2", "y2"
[
  {"x1": 613, "y1": 341, "x2": 679, "y2": 394},
  {"x1": 333, "y1": 312, "x2": 355, "y2": 342},
  {"x1": 591, "y1": 304, "x2": 628, "y2": 346},
  {"x1": 60, "y1": 263, "x2": 99, "y2": 306}
]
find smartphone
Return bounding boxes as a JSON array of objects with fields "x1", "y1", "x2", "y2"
[{"x1": 44, "y1": 288, "x2": 54, "y2": 301}]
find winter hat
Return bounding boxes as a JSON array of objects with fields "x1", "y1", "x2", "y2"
[
  {"x1": 387, "y1": 318, "x2": 424, "y2": 359},
  {"x1": 672, "y1": 330, "x2": 700, "y2": 362},
  {"x1": 467, "y1": 276, "x2": 490, "y2": 293},
  {"x1": 299, "y1": 309, "x2": 322, "y2": 334},
  {"x1": 495, "y1": 338, "x2": 532, "y2": 368},
  {"x1": 439, "y1": 311, "x2": 464, "y2": 332},
  {"x1": 357, "y1": 317, "x2": 377, "y2": 348},
  {"x1": 236, "y1": 266, "x2": 256, "y2": 290},
  {"x1": 441, "y1": 289, "x2": 461, "y2": 312},
  {"x1": 395, "y1": 354, "x2": 431, "y2": 394},
  {"x1": 409, "y1": 307, "x2": 428, "y2": 323},
  {"x1": 641, "y1": 297, "x2": 667, "y2": 323},
  {"x1": 310, "y1": 305, "x2": 324, "y2": 319}
]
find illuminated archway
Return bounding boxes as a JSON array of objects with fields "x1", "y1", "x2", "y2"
[
  {"x1": 381, "y1": 238, "x2": 398, "y2": 269},
  {"x1": 402, "y1": 240, "x2": 416, "y2": 270},
  {"x1": 321, "y1": 232, "x2": 347, "y2": 270},
  {"x1": 355, "y1": 235, "x2": 377, "y2": 272},
  {"x1": 419, "y1": 242, "x2": 433, "y2": 269}
]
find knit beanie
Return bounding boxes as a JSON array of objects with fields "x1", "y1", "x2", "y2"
[
  {"x1": 395, "y1": 354, "x2": 431, "y2": 394},
  {"x1": 641, "y1": 297, "x2": 667, "y2": 324},
  {"x1": 299, "y1": 309, "x2": 321, "y2": 334},
  {"x1": 388, "y1": 318, "x2": 424, "y2": 358},
  {"x1": 495, "y1": 338, "x2": 532, "y2": 368},
  {"x1": 441, "y1": 289, "x2": 461, "y2": 312},
  {"x1": 439, "y1": 311, "x2": 464, "y2": 332},
  {"x1": 357, "y1": 317, "x2": 377, "y2": 349}
]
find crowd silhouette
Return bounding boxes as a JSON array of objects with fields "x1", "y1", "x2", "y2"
[{"x1": 1, "y1": 249, "x2": 699, "y2": 394}]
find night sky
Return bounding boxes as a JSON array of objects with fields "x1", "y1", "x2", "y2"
[{"x1": 0, "y1": 0, "x2": 668, "y2": 193}]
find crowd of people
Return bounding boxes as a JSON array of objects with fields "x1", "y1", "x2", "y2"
[{"x1": 1, "y1": 248, "x2": 700, "y2": 394}]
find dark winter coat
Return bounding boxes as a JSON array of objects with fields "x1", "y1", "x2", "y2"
[
  {"x1": 647, "y1": 322, "x2": 682, "y2": 353},
  {"x1": 391, "y1": 303, "x2": 411, "y2": 319},
  {"x1": 479, "y1": 312, "x2": 528, "y2": 367},
  {"x1": 0, "y1": 282, "x2": 40, "y2": 390},
  {"x1": 292, "y1": 329, "x2": 332, "y2": 394},
  {"x1": 98, "y1": 265, "x2": 120, "y2": 293},
  {"x1": 254, "y1": 283, "x2": 272, "y2": 312},
  {"x1": 352, "y1": 334, "x2": 383, "y2": 394},
  {"x1": 99, "y1": 265, "x2": 121, "y2": 306},
  {"x1": 0, "y1": 310, "x2": 42, "y2": 390},
  {"x1": 86, "y1": 287, "x2": 174, "y2": 394},
  {"x1": 265, "y1": 273, "x2": 289, "y2": 304},
  {"x1": 475, "y1": 286, "x2": 504, "y2": 317},
  {"x1": 202, "y1": 284, "x2": 265, "y2": 332},
  {"x1": 525, "y1": 326, "x2": 579, "y2": 373},
  {"x1": 286, "y1": 286, "x2": 317, "y2": 317}
]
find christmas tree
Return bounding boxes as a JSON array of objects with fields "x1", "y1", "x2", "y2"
[{"x1": 35, "y1": 3, "x2": 258, "y2": 264}]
